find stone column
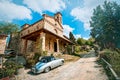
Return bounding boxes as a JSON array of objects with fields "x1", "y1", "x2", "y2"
[
  {"x1": 40, "y1": 32, "x2": 46, "y2": 52},
  {"x1": 24, "y1": 39, "x2": 28, "y2": 53},
  {"x1": 56, "y1": 39, "x2": 59, "y2": 52},
  {"x1": 21, "y1": 39, "x2": 28, "y2": 54}
]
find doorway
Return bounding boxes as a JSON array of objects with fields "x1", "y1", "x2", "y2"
[{"x1": 54, "y1": 42, "x2": 57, "y2": 52}]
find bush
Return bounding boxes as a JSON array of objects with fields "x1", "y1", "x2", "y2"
[
  {"x1": 74, "y1": 46, "x2": 80, "y2": 53},
  {"x1": 0, "y1": 68, "x2": 15, "y2": 79},
  {"x1": 33, "y1": 52, "x2": 41, "y2": 63},
  {"x1": 99, "y1": 49, "x2": 120, "y2": 76},
  {"x1": 42, "y1": 51, "x2": 47, "y2": 56},
  {"x1": 66, "y1": 45, "x2": 73, "y2": 54},
  {"x1": 0, "y1": 61, "x2": 23, "y2": 79},
  {"x1": 26, "y1": 59, "x2": 35, "y2": 68},
  {"x1": 97, "y1": 59, "x2": 116, "y2": 80},
  {"x1": 26, "y1": 52, "x2": 43, "y2": 68}
]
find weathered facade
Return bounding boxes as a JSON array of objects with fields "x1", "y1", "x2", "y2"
[
  {"x1": 0, "y1": 34, "x2": 7, "y2": 54},
  {"x1": 20, "y1": 12, "x2": 71, "y2": 55},
  {"x1": 8, "y1": 32, "x2": 21, "y2": 53}
]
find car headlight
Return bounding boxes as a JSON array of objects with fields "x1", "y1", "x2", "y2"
[{"x1": 32, "y1": 68, "x2": 37, "y2": 72}]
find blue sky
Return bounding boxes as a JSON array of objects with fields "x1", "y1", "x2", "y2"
[{"x1": 0, "y1": 0, "x2": 120, "y2": 39}]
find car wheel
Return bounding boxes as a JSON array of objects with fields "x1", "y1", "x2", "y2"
[{"x1": 44, "y1": 67, "x2": 50, "y2": 73}]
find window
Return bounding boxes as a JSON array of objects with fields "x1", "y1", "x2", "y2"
[{"x1": 54, "y1": 29, "x2": 58, "y2": 34}]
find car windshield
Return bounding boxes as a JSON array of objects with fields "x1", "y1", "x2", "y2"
[
  {"x1": 40, "y1": 59, "x2": 47, "y2": 63},
  {"x1": 39, "y1": 56, "x2": 55, "y2": 63}
]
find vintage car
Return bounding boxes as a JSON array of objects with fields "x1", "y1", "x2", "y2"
[{"x1": 31, "y1": 56, "x2": 64, "y2": 74}]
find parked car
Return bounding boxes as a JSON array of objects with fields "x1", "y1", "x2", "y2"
[{"x1": 31, "y1": 56, "x2": 64, "y2": 74}]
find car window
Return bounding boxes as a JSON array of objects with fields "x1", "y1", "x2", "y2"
[
  {"x1": 40, "y1": 59, "x2": 47, "y2": 63},
  {"x1": 51, "y1": 58, "x2": 55, "y2": 61}
]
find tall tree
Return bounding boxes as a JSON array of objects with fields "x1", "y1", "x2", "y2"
[
  {"x1": 77, "y1": 38, "x2": 86, "y2": 45},
  {"x1": 0, "y1": 22, "x2": 19, "y2": 35},
  {"x1": 90, "y1": 1, "x2": 120, "y2": 48},
  {"x1": 69, "y1": 32, "x2": 76, "y2": 43}
]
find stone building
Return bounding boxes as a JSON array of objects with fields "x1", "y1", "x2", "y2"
[
  {"x1": 20, "y1": 12, "x2": 72, "y2": 55},
  {"x1": 0, "y1": 34, "x2": 7, "y2": 54}
]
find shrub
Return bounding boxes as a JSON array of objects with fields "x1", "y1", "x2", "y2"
[
  {"x1": 26, "y1": 59, "x2": 35, "y2": 68},
  {"x1": 0, "y1": 61, "x2": 23, "y2": 79},
  {"x1": 99, "y1": 49, "x2": 120, "y2": 76},
  {"x1": 66, "y1": 45, "x2": 73, "y2": 54},
  {"x1": 33, "y1": 52, "x2": 41, "y2": 63},
  {"x1": 42, "y1": 51, "x2": 47, "y2": 56},
  {"x1": 74, "y1": 46, "x2": 80, "y2": 53}
]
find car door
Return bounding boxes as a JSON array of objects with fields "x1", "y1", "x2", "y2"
[{"x1": 50, "y1": 58, "x2": 59, "y2": 68}]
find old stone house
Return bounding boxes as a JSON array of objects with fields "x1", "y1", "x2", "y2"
[{"x1": 20, "y1": 12, "x2": 72, "y2": 55}]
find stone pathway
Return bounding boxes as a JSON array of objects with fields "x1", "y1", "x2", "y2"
[{"x1": 19, "y1": 52, "x2": 108, "y2": 80}]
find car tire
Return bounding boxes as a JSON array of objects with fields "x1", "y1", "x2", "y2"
[{"x1": 44, "y1": 67, "x2": 50, "y2": 73}]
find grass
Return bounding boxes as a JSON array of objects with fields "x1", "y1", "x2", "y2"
[{"x1": 55, "y1": 54, "x2": 80, "y2": 63}]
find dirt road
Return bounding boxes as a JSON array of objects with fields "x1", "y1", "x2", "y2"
[{"x1": 22, "y1": 51, "x2": 108, "y2": 80}]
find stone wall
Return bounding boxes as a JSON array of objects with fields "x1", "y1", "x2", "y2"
[
  {"x1": 0, "y1": 35, "x2": 7, "y2": 54},
  {"x1": 8, "y1": 32, "x2": 21, "y2": 54},
  {"x1": 44, "y1": 16, "x2": 63, "y2": 37}
]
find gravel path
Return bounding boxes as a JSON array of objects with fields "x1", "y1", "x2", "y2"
[{"x1": 19, "y1": 52, "x2": 108, "y2": 80}]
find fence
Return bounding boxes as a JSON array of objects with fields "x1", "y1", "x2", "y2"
[{"x1": 101, "y1": 58, "x2": 120, "y2": 80}]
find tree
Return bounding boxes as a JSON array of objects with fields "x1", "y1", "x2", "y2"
[
  {"x1": 0, "y1": 22, "x2": 19, "y2": 35},
  {"x1": 77, "y1": 38, "x2": 86, "y2": 45},
  {"x1": 90, "y1": 1, "x2": 120, "y2": 48},
  {"x1": 69, "y1": 32, "x2": 76, "y2": 43}
]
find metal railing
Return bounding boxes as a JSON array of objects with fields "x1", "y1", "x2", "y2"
[{"x1": 101, "y1": 58, "x2": 120, "y2": 80}]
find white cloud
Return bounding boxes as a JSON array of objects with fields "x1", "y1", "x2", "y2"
[
  {"x1": 70, "y1": 0, "x2": 106, "y2": 31},
  {"x1": 0, "y1": 0, "x2": 32, "y2": 21},
  {"x1": 63, "y1": 24, "x2": 82, "y2": 39},
  {"x1": 23, "y1": 0, "x2": 66, "y2": 14},
  {"x1": 83, "y1": 37, "x2": 89, "y2": 40},
  {"x1": 62, "y1": 24, "x2": 74, "y2": 37},
  {"x1": 74, "y1": 34, "x2": 81, "y2": 39}
]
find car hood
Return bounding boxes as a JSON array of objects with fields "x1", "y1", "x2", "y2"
[{"x1": 34, "y1": 62, "x2": 46, "y2": 69}]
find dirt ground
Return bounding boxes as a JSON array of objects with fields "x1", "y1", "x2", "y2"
[{"x1": 17, "y1": 52, "x2": 108, "y2": 80}]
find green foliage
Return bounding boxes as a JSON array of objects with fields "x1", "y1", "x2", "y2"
[
  {"x1": 0, "y1": 68, "x2": 15, "y2": 79},
  {"x1": 77, "y1": 37, "x2": 94, "y2": 46},
  {"x1": 90, "y1": 1, "x2": 120, "y2": 48},
  {"x1": 42, "y1": 51, "x2": 48, "y2": 56},
  {"x1": 4, "y1": 61, "x2": 23, "y2": 69},
  {"x1": 74, "y1": 46, "x2": 81, "y2": 53},
  {"x1": 77, "y1": 38, "x2": 86, "y2": 45},
  {"x1": 26, "y1": 59, "x2": 35, "y2": 68},
  {"x1": 69, "y1": 32, "x2": 76, "y2": 43},
  {"x1": 99, "y1": 49, "x2": 120, "y2": 76},
  {"x1": 66, "y1": 45, "x2": 73, "y2": 54},
  {"x1": 97, "y1": 59, "x2": 116, "y2": 80},
  {"x1": 85, "y1": 41, "x2": 91, "y2": 45},
  {"x1": 0, "y1": 22, "x2": 19, "y2": 35},
  {"x1": 33, "y1": 52, "x2": 41, "y2": 63},
  {"x1": 26, "y1": 51, "x2": 48, "y2": 68},
  {"x1": 0, "y1": 61, "x2": 23, "y2": 79}
]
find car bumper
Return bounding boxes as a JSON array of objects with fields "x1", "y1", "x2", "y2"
[{"x1": 31, "y1": 68, "x2": 43, "y2": 74}]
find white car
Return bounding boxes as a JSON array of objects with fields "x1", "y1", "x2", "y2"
[{"x1": 31, "y1": 56, "x2": 64, "y2": 74}]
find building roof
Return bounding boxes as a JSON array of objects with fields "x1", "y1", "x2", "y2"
[{"x1": 0, "y1": 34, "x2": 8, "y2": 38}]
